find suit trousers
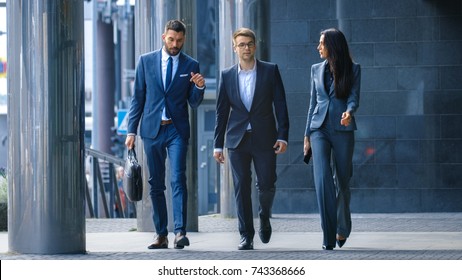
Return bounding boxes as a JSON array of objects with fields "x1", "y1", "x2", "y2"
[
  {"x1": 228, "y1": 131, "x2": 277, "y2": 239},
  {"x1": 142, "y1": 124, "x2": 188, "y2": 236},
  {"x1": 310, "y1": 120, "x2": 354, "y2": 247}
]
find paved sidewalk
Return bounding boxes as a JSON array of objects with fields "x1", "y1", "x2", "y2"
[{"x1": 1, "y1": 213, "x2": 462, "y2": 260}]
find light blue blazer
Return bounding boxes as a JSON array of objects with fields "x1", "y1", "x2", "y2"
[{"x1": 305, "y1": 60, "x2": 361, "y2": 136}]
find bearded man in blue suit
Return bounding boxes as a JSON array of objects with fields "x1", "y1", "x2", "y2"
[{"x1": 125, "y1": 20, "x2": 205, "y2": 250}]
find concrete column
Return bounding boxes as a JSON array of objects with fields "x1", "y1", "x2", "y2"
[
  {"x1": 218, "y1": 0, "x2": 270, "y2": 218},
  {"x1": 132, "y1": 0, "x2": 154, "y2": 232},
  {"x1": 120, "y1": 2, "x2": 135, "y2": 108},
  {"x1": 7, "y1": 0, "x2": 85, "y2": 254},
  {"x1": 180, "y1": 1, "x2": 200, "y2": 233},
  {"x1": 217, "y1": 0, "x2": 238, "y2": 218},
  {"x1": 336, "y1": 0, "x2": 347, "y2": 32},
  {"x1": 94, "y1": 16, "x2": 116, "y2": 154},
  {"x1": 134, "y1": 0, "x2": 199, "y2": 232}
]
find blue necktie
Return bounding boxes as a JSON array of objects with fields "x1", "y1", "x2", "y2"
[
  {"x1": 165, "y1": 56, "x2": 173, "y2": 90},
  {"x1": 165, "y1": 57, "x2": 173, "y2": 118}
]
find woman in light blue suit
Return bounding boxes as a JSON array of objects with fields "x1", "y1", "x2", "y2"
[{"x1": 304, "y1": 28, "x2": 361, "y2": 250}]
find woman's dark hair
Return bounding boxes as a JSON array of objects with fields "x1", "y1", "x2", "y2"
[{"x1": 321, "y1": 28, "x2": 353, "y2": 99}]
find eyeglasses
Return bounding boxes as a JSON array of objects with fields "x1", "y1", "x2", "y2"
[{"x1": 236, "y1": 42, "x2": 255, "y2": 49}]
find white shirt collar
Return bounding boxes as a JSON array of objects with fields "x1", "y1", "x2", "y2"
[
  {"x1": 238, "y1": 59, "x2": 257, "y2": 74},
  {"x1": 162, "y1": 48, "x2": 180, "y2": 62}
]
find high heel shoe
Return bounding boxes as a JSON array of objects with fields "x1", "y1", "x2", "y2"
[
  {"x1": 336, "y1": 238, "x2": 347, "y2": 248},
  {"x1": 336, "y1": 234, "x2": 347, "y2": 248}
]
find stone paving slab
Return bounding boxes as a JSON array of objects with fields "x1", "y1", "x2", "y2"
[{"x1": 1, "y1": 213, "x2": 462, "y2": 260}]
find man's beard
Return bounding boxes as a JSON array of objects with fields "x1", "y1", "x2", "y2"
[{"x1": 164, "y1": 45, "x2": 182, "y2": 56}]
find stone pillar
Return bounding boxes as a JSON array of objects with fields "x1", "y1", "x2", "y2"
[
  {"x1": 7, "y1": 0, "x2": 85, "y2": 254},
  {"x1": 134, "y1": 0, "x2": 199, "y2": 232},
  {"x1": 218, "y1": 0, "x2": 270, "y2": 218},
  {"x1": 120, "y1": 2, "x2": 135, "y2": 108},
  {"x1": 94, "y1": 18, "x2": 116, "y2": 154}
]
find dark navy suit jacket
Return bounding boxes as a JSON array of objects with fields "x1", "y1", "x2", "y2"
[
  {"x1": 214, "y1": 60, "x2": 289, "y2": 150},
  {"x1": 127, "y1": 49, "x2": 205, "y2": 141}
]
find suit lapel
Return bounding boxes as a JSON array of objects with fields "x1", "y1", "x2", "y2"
[
  {"x1": 318, "y1": 60, "x2": 332, "y2": 97},
  {"x1": 165, "y1": 52, "x2": 188, "y2": 95},
  {"x1": 231, "y1": 65, "x2": 248, "y2": 111},
  {"x1": 152, "y1": 51, "x2": 164, "y2": 92},
  {"x1": 250, "y1": 60, "x2": 262, "y2": 111},
  {"x1": 328, "y1": 71, "x2": 335, "y2": 96},
  {"x1": 235, "y1": 61, "x2": 259, "y2": 112},
  {"x1": 329, "y1": 84, "x2": 335, "y2": 97},
  {"x1": 172, "y1": 53, "x2": 184, "y2": 87}
]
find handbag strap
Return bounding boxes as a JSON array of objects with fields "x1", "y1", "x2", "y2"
[{"x1": 128, "y1": 148, "x2": 137, "y2": 161}]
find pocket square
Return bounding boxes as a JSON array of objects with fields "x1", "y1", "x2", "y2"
[
  {"x1": 179, "y1": 73, "x2": 189, "y2": 77},
  {"x1": 303, "y1": 149, "x2": 312, "y2": 164}
]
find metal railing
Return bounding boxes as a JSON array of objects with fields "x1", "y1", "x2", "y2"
[{"x1": 85, "y1": 148, "x2": 136, "y2": 218}]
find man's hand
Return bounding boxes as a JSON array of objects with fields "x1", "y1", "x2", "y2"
[
  {"x1": 213, "y1": 151, "x2": 225, "y2": 164},
  {"x1": 125, "y1": 135, "x2": 135, "y2": 150},
  {"x1": 273, "y1": 141, "x2": 287, "y2": 154},
  {"x1": 190, "y1": 72, "x2": 205, "y2": 88}
]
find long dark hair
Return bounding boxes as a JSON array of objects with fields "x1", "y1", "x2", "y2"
[{"x1": 321, "y1": 28, "x2": 353, "y2": 99}]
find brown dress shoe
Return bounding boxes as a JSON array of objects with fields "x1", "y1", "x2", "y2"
[
  {"x1": 174, "y1": 233, "x2": 190, "y2": 249},
  {"x1": 147, "y1": 235, "x2": 168, "y2": 249}
]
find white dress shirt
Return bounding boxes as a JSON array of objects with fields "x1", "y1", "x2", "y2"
[{"x1": 238, "y1": 61, "x2": 257, "y2": 130}]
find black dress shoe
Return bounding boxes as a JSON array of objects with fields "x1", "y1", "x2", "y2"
[
  {"x1": 148, "y1": 235, "x2": 168, "y2": 249},
  {"x1": 259, "y1": 217, "x2": 272, "y2": 244},
  {"x1": 174, "y1": 233, "x2": 190, "y2": 249},
  {"x1": 238, "y1": 236, "x2": 254, "y2": 250},
  {"x1": 336, "y1": 238, "x2": 347, "y2": 248},
  {"x1": 322, "y1": 245, "x2": 334, "y2": 250}
]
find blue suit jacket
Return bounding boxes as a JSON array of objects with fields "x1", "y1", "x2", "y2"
[
  {"x1": 214, "y1": 60, "x2": 289, "y2": 150},
  {"x1": 305, "y1": 60, "x2": 361, "y2": 136},
  {"x1": 127, "y1": 49, "x2": 205, "y2": 141}
]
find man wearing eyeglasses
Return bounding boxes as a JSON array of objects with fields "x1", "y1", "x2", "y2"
[{"x1": 213, "y1": 28, "x2": 289, "y2": 250}]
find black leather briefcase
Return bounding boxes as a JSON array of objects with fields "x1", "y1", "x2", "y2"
[{"x1": 123, "y1": 148, "x2": 143, "y2": 202}]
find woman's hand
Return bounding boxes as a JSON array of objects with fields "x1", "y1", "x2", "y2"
[
  {"x1": 303, "y1": 136, "x2": 311, "y2": 155},
  {"x1": 341, "y1": 111, "x2": 352, "y2": 126}
]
